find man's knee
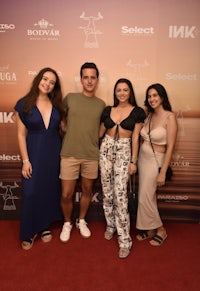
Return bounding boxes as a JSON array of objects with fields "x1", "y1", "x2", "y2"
[
  {"x1": 61, "y1": 179, "x2": 76, "y2": 199},
  {"x1": 81, "y1": 180, "x2": 94, "y2": 194},
  {"x1": 61, "y1": 189, "x2": 74, "y2": 200}
]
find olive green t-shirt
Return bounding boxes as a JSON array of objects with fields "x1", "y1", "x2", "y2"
[{"x1": 61, "y1": 93, "x2": 105, "y2": 160}]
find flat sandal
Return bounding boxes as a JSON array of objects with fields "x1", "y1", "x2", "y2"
[
  {"x1": 41, "y1": 230, "x2": 52, "y2": 243},
  {"x1": 21, "y1": 234, "x2": 37, "y2": 250},
  {"x1": 104, "y1": 230, "x2": 113, "y2": 240},
  {"x1": 136, "y1": 230, "x2": 156, "y2": 241},
  {"x1": 119, "y1": 248, "x2": 130, "y2": 259}
]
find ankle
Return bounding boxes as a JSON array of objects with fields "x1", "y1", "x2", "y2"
[
  {"x1": 157, "y1": 227, "x2": 166, "y2": 234},
  {"x1": 158, "y1": 225, "x2": 164, "y2": 230}
]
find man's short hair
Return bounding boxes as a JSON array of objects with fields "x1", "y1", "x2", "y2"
[{"x1": 80, "y1": 62, "x2": 99, "y2": 78}]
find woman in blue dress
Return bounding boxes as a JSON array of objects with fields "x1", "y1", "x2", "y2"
[{"x1": 14, "y1": 67, "x2": 64, "y2": 250}]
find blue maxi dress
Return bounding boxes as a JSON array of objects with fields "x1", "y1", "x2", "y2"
[{"x1": 15, "y1": 98, "x2": 62, "y2": 240}]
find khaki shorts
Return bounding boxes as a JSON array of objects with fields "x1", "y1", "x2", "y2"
[{"x1": 60, "y1": 157, "x2": 99, "y2": 180}]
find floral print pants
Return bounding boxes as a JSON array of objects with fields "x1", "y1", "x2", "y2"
[{"x1": 99, "y1": 135, "x2": 132, "y2": 249}]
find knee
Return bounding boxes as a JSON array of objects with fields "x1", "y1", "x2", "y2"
[
  {"x1": 61, "y1": 191, "x2": 73, "y2": 201},
  {"x1": 81, "y1": 184, "x2": 93, "y2": 195},
  {"x1": 81, "y1": 189, "x2": 93, "y2": 198}
]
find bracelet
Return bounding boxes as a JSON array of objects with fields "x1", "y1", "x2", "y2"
[
  {"x1": 130, "y1": 161, "x2": 137, "y2": 165},
  {"x1": 22, "y1": 159, "x2": 29, "y2": 164}
]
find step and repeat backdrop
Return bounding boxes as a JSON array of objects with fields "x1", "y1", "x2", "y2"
[{"x1": 0, "y1": 0, "x2": 200, "y2": 222}]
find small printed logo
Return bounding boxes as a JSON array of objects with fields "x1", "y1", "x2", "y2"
[
  {"x1": 0, "y1": 65, "x2": 17, "y2": 84},
  {"x1": 0, "y1": 154, "x2": 21, "y2": 161},
  {"x1": 126, "y1": 58, "x2": 150, "y2": 81},
  {"x1": 0, "y1": 23, "x2": 15, "y2": 33},
  {"x1": 74, "y1": 191, "x2": 102, "y2": 203},
  {"x1": 171, "y1": 151, "x2": 190, "y2": 168},
  {"x1": 0, "y1": 182, "x2": 20, "y2": 211},
  {"x1": 34, "y1": 18, "x2": 53, "y2": 29},
  {"x1": 27, "y1": 18, "x2": 60, "y2": 41},
  {"x1": 27, "y1": 69, "x2": 62, "y2": 77},
  {"x1": 0, "y1": 112, "x2": 15, "y2": 123},
  {"x1": 165, "y1": 73, "x2": 197, "y2": 81},
  {"x1": 121, "y1": 25, "x2": 155, "y2": 36},
  {"x1": 169, "y1": 25, "x2": 199, "y2": 38},
  {"x1": 157, "y1": 193, "x2": 189, "y2": 202},
  {"x1": 79, "y1": 12, "x2": 103, "y2": 48}
]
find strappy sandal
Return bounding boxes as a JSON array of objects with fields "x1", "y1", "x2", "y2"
[
  {"x1": 119, "y1": 248, "x2": 130, "y2": 259},
  {"x1": 21, "y1": 234, "x2": 37, "y2": 250},
  {"x1": 150, "y1": 233, "x2": 167, "y2": 246},
  {"x1": 136, "y1": 230, "x2": 156, "y2": 241},
  {"x1": 41, "y1": 230, "x2": 52, "y2": 243},
  {"x1": 104, "y1": 230, "x2": 114, "y2": 240}
]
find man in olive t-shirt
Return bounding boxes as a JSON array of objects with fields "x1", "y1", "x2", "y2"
[{"x1": 59, "y1": 62, "x2": 105, "y2": 242}]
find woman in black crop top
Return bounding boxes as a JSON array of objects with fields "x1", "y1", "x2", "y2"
[{"x1": 99, "y1": 78, "x2": 146, "y2": 258}]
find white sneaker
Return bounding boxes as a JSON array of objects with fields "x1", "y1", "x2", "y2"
[
  {"x1": 60, "y1": 222, "x2": 72, "y2": 242},
  {"x1": 76, "y1": 219, "x2": 91, "y2": 238}
]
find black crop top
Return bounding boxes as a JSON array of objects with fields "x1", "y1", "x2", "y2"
[{"x1": 100, "y1": 106, "x2": 146, "y2": 131}]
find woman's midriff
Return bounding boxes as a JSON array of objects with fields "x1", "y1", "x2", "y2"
[{"x1": 151, "y1": 142, "x2": 166, "y2": 153}]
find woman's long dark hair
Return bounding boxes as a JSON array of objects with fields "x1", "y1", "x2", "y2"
[
  {"x1": 22, "y1": 67, "x2": 64, "y2": 117},
  {"x1": 144, "y1": 83, "x2": 172, "y2": 112},
  {"x1": 113, "y1": 78, "x2": 138, "y2": 107}
]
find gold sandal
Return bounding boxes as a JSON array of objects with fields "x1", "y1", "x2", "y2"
[
  {"x1": 21, "y1": 234, "x2": 37, "y2": 250},
  {"x1": 119, "y1": 248, "x2": 130, "y2": 259},
  {"x1": 104, "y1": 230, "x2": 114, "y2": 240},
  {"x1": 41, "y1": 230, "x2": 52, "y2": 243},
  {"x1": 136, "y1": 230, "x2": 156, "y2": 241},
  {"x1": 149, "y1": 233, "x2": 167, "y2": 246}
]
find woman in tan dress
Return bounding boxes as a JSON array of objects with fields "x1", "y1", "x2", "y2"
[{"x1": 136, "y1": 83, "x2": 178, "y2": 246}]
